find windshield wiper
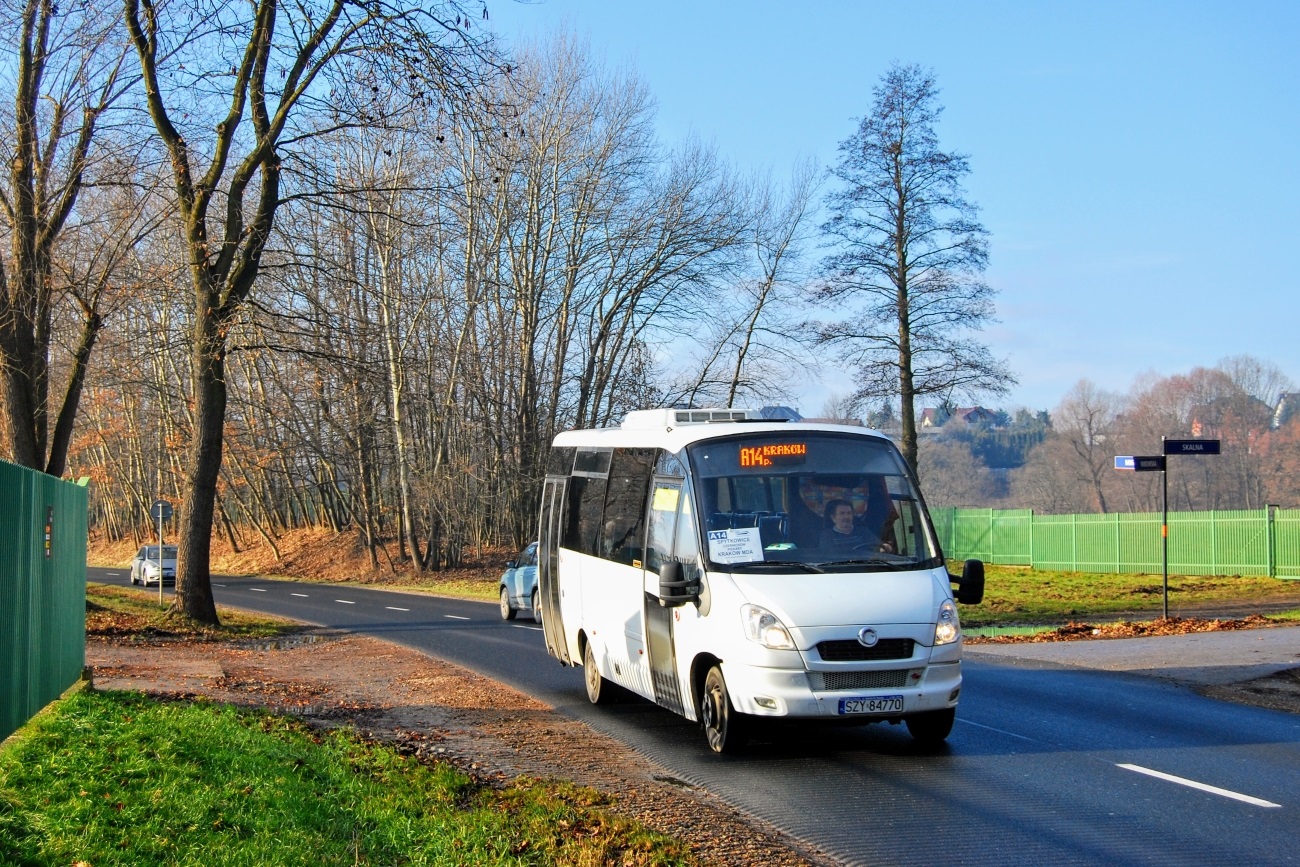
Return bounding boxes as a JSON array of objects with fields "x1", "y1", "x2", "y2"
[
  {"x1": 817, "y1": 557, "x2": 903, "y2": 570},
  {"x1": 728, "y1": 561, "x2": 825, "y2": 573}
]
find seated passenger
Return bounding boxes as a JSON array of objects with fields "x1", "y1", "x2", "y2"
[{"x1": 819, "y1": 498, "x2": 893, "y2": 554}]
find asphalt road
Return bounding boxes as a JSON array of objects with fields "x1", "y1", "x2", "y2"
[{"x1": 90, "y1": 568, "x2": 1300, "y2": 866}]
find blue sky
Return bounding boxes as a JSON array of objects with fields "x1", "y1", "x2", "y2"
[{"x1": 485, "y1": 1, "x2": 1298, "y2": 415}]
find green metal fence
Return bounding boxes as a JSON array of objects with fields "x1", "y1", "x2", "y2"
[
  {"x1": 931, "y1": 506, "x2": 1300, "y2": 578},
  {"x1": 1, "y1": 460, "x2": 88, "y2": 743}
]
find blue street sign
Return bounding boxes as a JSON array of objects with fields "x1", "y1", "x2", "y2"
[
  {"x1": 1163, "y1": 439, "x2": 1221, "y2": 455},
  {"x1": 1116, "y1": 455, "x2": 1165, "y2": 471}
]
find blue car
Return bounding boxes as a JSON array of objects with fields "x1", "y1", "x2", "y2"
[{"x1": 499, "y1": 542, "x2": 540, "y2": 622}]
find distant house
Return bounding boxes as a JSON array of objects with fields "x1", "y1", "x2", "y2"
[
  {"x1": 921, "y1": 406, "x2": 996, "y2": 429},
  {"x1": 951, "y1": 407, "x2": 998, "y2": 426},
  {"x1": 920, "y1": 407, "x2": 948, "y2": 428}
]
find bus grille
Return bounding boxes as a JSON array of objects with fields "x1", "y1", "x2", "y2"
[
  {"x1": 808, "y1": 669, "x2": 913, "y2": 691},
  {"x1": 816, "y1": 638, "x2": 915, "y2": 661}
]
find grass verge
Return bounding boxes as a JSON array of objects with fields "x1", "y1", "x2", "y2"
[
  {"x1": 959, "y1": 564, "x2": 1300, "y2": 626},
  {"x1": 0, "y1": 690, "x2": 695, "y2": 867},
  {"x1": 86, "y1": 583, "x2": 300, "y2": 641}
]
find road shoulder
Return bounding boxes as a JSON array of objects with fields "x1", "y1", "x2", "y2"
[{"x1": 965, "y1": 624, "x2": 1300, "y2": 713}]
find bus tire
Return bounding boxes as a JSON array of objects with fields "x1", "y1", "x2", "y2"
[
  {"x1": 583, "y1": 641, "x2": 616, "y2": 705},
  {"x1": 905, "y1": 708, "x2": 955, "y2": 748},
  {"x1": 701, "y1": 665, "x2": 747, "y2": 754}
]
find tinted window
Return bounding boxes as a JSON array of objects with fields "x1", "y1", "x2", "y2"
[
  {"x1": 546, "y1": 447, "x2": 576, "y2": 476},
  {"x1": 562, "y1": 476, "x2": 607, "y2": 555},
  {"x1": 573, "y1": 448, "x2": 612, "y2": 475},
  {"x1": 599, "y1": 449, "x2": 655, "y2": 565}
]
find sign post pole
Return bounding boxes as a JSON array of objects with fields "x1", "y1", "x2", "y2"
[
  {"x1": 1117, "y1": 440, "x2": 1220, "y2": 619},
  {"x1": 1161, "y1": 438, "x2": 1169, "y2": 619},
  {"x1": 150, "y1": 499, "x2": 173, "y2": 607}
]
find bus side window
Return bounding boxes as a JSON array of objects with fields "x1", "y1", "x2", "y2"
[
  {"x1": 645, "y1": 483, "x2": 680, "y2": 573},
  {"x1": 600, "y1": 448, "x2": 655, "y2": 565},
  {"x1": 673, "y1": 486, "x2": 700, "y2": 575},
  {"x1": 563, "y1": 476, "x2": 607, "y2": 556}
]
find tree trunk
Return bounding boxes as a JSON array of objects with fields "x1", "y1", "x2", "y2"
[{"x1": 174, "y1": 319, "x2": 223, "y2": 625}]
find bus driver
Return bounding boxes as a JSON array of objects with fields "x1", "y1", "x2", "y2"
[{"x1": 819, "y1": 498, "x2": 894, "y2": 554}]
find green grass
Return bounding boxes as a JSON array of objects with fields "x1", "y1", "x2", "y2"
[
  {"x1": 959, "y1": 563, "x2": 1300, "y2": 627},
  {"x1": 86, "y1": 583, "x2": 300, "y2": 640},
  {"x1": 0, "y1": 691, "x2": 694, "y2": 867},
  {"x1": 256, "y1": 572, "x2": 503, "y2": 603}
]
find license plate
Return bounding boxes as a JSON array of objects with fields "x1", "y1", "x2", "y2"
[{"x1": 838, "y1": 695, "x2": 904, "y2": 715}]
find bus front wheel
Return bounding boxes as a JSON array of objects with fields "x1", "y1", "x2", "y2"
[
  {"x1": 701, "y1": 665, "x2": 747, "y2": 754},
  {"x1": 905, "y1": 708, "x2": 955, "y2": 748}
]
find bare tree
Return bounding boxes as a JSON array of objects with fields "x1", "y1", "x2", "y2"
[
  {"x1": 680, "y1": 160, "x2": 819, "y2": 408},
  {"x1": 918, "y1": 436, "x2": 991, "y2": 508},
  {"x1": 123, "y1": 0, "x2": 496, "y2": 624},
  {"x1": 1054, "y1": 379, "x2": 1123, "y2": 512},
  {"x1": 816, "y1": 63, "x2": 1014, "y2": 472},
  {"x1": 0, "y1": 0, "x2": 132, "y2": 474}
]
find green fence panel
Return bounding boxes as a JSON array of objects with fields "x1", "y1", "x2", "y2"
[
  {"x1": 989, "y1": 510, "x2": 1033, "y2": 566},
  {"x1": 939, "y1": 505, "x2": 1300, "y2": 578},
  {"x1": 1, "y1": 461, "x2": 87, "y2": 744},
  {"x1": 1273, "y1": 509, "x2": 1300, "y2": 579},
  {"x1": 950, "y1": 509, "x2": 994, "y2": 562}
]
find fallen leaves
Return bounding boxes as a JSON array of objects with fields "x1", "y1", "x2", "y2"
[{"x1": 971, "y1": 614, "x2": 1281, "y2": 644}]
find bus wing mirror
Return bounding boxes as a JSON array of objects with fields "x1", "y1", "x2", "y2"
[
  {"x1": 658, "y1": 561, "x2": 700, "y2": 607},
  {"x1": 949, "y1": 559, "x2": 985, "y2": 605}
]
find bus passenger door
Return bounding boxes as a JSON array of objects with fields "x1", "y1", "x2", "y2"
[
  {"x1": 643, "y1": 479, "x2": 687, "y2": 716},
  {"x1": 537, "y1": 477, "x2": 571, "y2": 665}
]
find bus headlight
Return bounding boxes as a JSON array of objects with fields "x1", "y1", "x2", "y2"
[
  {"x1": 934, "y1": 599, "x2": 960, "y2": 646},
  {"x1": 741, "y1": 604, "x2": 795, "y2": 650}
]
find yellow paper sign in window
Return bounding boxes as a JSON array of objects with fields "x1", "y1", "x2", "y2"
[{"x1": 652, "y1": 487, "x2": 680, "y2": 512}]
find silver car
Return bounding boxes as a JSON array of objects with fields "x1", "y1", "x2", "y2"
[
  {"x1": 498, "y1": 542, "x2": 540, "y2": 622},
  {"x1": 130, "y1": 545, "x2": 177, "y2": 586}
]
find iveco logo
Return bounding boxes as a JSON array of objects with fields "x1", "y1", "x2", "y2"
[{"x1": 857, "y1": 627, "x2": 879, "y2": 647}]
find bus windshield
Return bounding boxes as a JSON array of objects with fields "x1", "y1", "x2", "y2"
[{"x1": 686, "y1": 432, "x2": 942, "y2": 572}]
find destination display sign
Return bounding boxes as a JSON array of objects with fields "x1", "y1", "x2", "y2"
[
  {"x1": 1163, "y1": 439, "x2": 1221, "y2": 455},
  {"x1": 739, "y1": 442, "x2": 807, "y2": 468}
]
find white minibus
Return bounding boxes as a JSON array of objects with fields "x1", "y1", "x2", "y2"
[{"x1": 535, "y1": 408, "x2": 984, "y2": 753}]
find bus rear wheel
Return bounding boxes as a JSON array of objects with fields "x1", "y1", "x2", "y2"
[
  {"x1": 701, "y1": 665, "x2": 747, "y2": 754},
  {"x1": 583, "y1": 641, "x2": 616, "y2": 704}
]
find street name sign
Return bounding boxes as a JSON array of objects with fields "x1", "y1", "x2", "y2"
[
  {"x1": 1163, "y1": 439, "x2": 1221, "y2": 455},
  {"x1": 1115, "y1": 455, "x2": 1166, "y2": 471}
]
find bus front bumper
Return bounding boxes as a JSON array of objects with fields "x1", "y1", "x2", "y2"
[{"x1": 722, "y1": 660, "x2": 963, "y2": 719}]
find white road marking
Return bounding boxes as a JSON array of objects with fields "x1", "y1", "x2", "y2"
[
  {"x1": 1117, "y1": 764, "x2": 1281, "y2": 808},
  {"x1": 291, "y1": 593, "x2": 309, "y2": 598},
  {"x1": 957, "y1": 718, "x2": 1037, "y2": 742},
  {"x1": 106, "y1": 572, "x2": 121, "y2": 576},
  {"x1": 444, "y1": 614, "x2": 469, "y2": 620},
  {"x1": 335, "y1": 599, "x2": 355, "y2": 605},
  {"x1": 213, "y1": 583, "x2": 226, "y2": 587},
  {"x1": 385, "y1": 606, "x2": 410, "y2": 612},
  {"x1": 251, "y1": 588, "x2": 267, "y2": 592},
  {"x1": 512, "y1": 624, "x2": 543, "y2": 632}
]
